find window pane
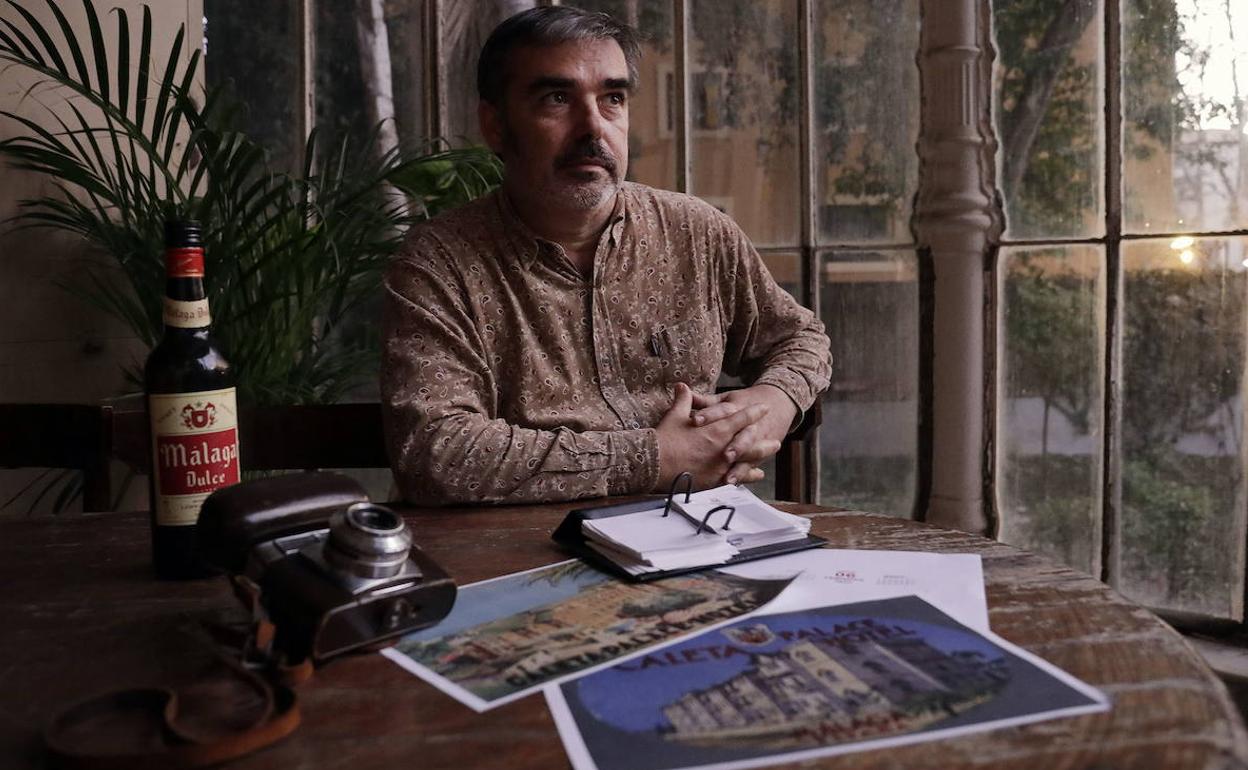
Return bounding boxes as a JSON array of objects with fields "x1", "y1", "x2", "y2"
[
  {"x1": 577, "y1": 0, "x2": 676, "y2": 190},
  {"x1": 1123, "y1": 0, "x2": 1248, "y2": 233},
  {"x1": 205, "y1": 0, "x2": 300, "y2": 172},
  {"x1": 315, "y1": 0, "x2": 373, "y2": 150},
  {"x1": 1120, "y1": 237, "x2": 1248, "y2": 619},
  {"x1": 992, "y1": 0, "x2": 1104, "y2": 239},
  {"x1": 386, "y1": 2, "x2": 426, "y2": 149},
  {"x1": 819, "y1": 249, "x2": 918, "y2": 515},
  {"x1": 814, "y1": 0, "x2": 919, "y2": 245},
  {"x1": 690, "y1": 0, "x2": 800, "y2": 246},
  {"x1": 997, "y1": 246, "x2": 1105, "y2": 576},
  {"x1": 443, "y1": 2, "x2": 535, "y2": 144}
]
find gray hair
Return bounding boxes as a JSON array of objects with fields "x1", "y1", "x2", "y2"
[{"x1": 477, "y1": 6, "x2": 641, "y2": 106}]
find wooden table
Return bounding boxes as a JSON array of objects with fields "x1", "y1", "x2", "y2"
[{"x1": 2, "y1": 502, "x2": 1246, "y2": 769}]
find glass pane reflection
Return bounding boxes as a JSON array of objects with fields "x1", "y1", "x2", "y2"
[
  {"x1": 819, "y1": 249, "x2": 918, "y2": 516},
  {"x1": 386, "y1": 2, "x2": 426, "y2": 149},
  {"x1": 992, "y1": 0, "x2": 1104, "y2": 240},
  {"x1": 315, "y1": 0, "x2": 374, "y2": 152},
  {"x1": 1119, "y1": 237, "x2": 1248, "y2": 618},
  {"x1": 205, "y1": 0, "x2": 300, "y2": 173},
  {"x1": 690, "y1": 0, "x2": 801, "y2": 247},
  {"x1": 997, "y1": 245, "x2": 1105, "y2": 576},
  {"x1": 1123, "y1": 0, "x2": 1248, "y2": 234},
  {"x1": 814, "y1": 0, "x2": 919, "y2": 245}
]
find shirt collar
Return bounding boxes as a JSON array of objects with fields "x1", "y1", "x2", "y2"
[{"x1": 495, "y1": 185, "x2": 629, "y2": 271}]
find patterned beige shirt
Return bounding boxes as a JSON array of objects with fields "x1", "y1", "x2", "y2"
[{"x1": 381, "y1": 182, "x2": 832, "y2": 505}]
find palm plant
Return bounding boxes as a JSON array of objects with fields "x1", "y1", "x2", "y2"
[{"x1": 0, "y1": 0, "x2": 501, "y2": 406}]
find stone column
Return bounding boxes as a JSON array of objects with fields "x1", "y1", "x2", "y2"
[{"x1": 913, "y1": 0, "x2": 1002, "y2": 533}]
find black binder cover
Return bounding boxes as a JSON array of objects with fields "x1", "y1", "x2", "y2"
[{"x1": 552, "y1": 497, "x2": 827, "y2": 582}]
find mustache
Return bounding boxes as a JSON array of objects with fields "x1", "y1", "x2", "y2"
[{"x1": 556, "y1": 139, "x2": 618, "y2": 173}]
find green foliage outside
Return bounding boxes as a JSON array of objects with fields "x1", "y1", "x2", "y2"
[
  {"x1": 1006, "y1": 258, "x2": 1246, "y2": 610},
  {"x1": 1120, "y1": 264, "x2": 1244, "y2": 610},
  {"x1": 820, "y1": 455, "x2": 915, "y2": 519}
]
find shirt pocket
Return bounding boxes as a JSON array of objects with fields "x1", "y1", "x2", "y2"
[{"x1": 643, "y1": 315, "x2": 724, "y2": 389}]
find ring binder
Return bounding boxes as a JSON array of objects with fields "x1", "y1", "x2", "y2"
[{"x1": 551, "y1": 483, "x2": 827, "y2": 582}]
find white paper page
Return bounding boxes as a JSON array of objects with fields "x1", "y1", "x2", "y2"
[
  {"x1": 719, "y1": 548, "x2": 989, "y2": 632},
  {"x1": 583, "y1": 507, "x2": 728, "y2": 558},
  {"x1": 683, "y1": 484, "x2": 809, "y2": 525},
  {"x1": 676, "y1": 500, "x2": 809, "y2": 537}
]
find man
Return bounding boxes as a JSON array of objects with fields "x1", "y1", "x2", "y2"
[{"x1": 381, "y1": 6, "x2": 831, "y2": 505}]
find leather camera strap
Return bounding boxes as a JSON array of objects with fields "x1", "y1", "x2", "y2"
[
  {"x1": 44, "y1": 615, "x2": 303, "y2": 769},
  {"x1": 44, "y1": 669, "x2": 300, "y2": 769}
]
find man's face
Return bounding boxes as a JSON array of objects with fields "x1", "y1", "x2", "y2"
[{"x1": 480, "y1": 38, "x2": 631, "y2": 213}]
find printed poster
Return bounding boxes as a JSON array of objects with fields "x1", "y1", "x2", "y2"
[
  {"x1": 546, "y1": 595, "x2": 1109, "y2": 770},
  {"x1": 382, "y1": 560, "x2": 793, "y2": 711}
]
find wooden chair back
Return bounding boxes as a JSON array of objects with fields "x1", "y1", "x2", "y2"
[
  {"x1": 113, "y1": 403, "x2": 389, "y2": 473},
  {"x1": 0, "y1": 403, "x2": 114, "y2": 511}
]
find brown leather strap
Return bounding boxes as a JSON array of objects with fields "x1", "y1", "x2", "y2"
[
  {"x1": 44, "y1": 635, "x2": 302, "y2": 768},
  {"x1": 45, "y1": 680, "x2": 299, "y2": 769}
]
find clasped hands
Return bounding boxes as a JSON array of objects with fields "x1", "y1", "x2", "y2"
[{"x1": 654, "y1": 382, "x2": 798, "y2": 492}]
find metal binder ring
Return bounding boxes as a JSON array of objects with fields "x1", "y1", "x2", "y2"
[
  {"x1": 695, "y1": 504, "x2": 736, "y2": 535},
  {"x1": 663, "y1": 472, "x2": 693, "y2": 517}
]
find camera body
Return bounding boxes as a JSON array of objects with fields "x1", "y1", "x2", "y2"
[{"x1": 197, "y1": 473, "x2": 456, "y2": 662}]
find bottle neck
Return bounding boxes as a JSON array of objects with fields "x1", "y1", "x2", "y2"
[
  {"x1": 165, "y1": 275, "x2": 207, "y2": 302},
  {"x1": 162, "y1": 245, "x2": 212, "y2": 331}
]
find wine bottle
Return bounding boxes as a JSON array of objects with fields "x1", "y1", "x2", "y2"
[{"x1": 144, "y1": 220, "x2": 241, "y2": 579}]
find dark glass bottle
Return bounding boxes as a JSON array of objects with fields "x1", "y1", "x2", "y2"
[{"x1": 144, "y1": 220, "x2": 240, "y2": 579}]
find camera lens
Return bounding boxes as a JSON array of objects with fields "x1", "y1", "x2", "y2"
[
  {"x1": 324, "y1": 503, "x2": 413, "y2": 579},
  {"x1": 347, "y1": 505, "x2": 401, "y2": 533}
]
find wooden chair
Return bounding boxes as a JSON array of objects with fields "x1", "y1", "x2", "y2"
[
  {"x1": 113, "y1": 399, "x2": 823, "y2": 503},
  {"x1": 0, "y1": 403, "x2": 114, "y2": 511},
  {"x1": 776, "y1": 400, "x2": 821, "y2": 503}
]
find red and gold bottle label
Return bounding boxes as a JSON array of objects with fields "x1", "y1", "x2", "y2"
[
  {"x1": 162, "y1": 298, "x2": 212, "y2": 328},
  {"x1": 149, "y1": 387, "x2": 240, "y2": 526}
]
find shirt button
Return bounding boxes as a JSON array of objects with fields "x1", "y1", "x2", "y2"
[{"x1": 627, "y1": 420, "x2": 640, "y2": 429}]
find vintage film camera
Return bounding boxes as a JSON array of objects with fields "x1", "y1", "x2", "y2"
[{"x1": 197, "y1": 472, "x2": 456, "y2": 662}]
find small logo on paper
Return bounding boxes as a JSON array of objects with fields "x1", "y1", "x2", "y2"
[
  {"x1": 181, "y1": 401, "x2": 217, "y2": 429},
  {"x1": 832, "y1": 569, "x2": 861, "y2": 584},
  {"x1": 724, "y1": 623, "x2": 775, "y2": 647},
  {"x1": 878, "y1": 574, "x2": 916, "y2": 587}
]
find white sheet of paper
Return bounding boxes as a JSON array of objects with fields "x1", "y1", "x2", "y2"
[
  {"x1": 718, "y1": 548, "x2": 989, "y2": 632},
  {"x1": 680, "y1": 485, "x2": 811, "y2": 529},
  {"x1": 583, "y1": 506, "x2": 731, "y2": 558}
]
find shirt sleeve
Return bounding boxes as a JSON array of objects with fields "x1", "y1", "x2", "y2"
[
  {"x1": 715, "y1": 216, "x2": 833, "y2": 416},
  {"x1": 380, "y1": 243, "x2": 660, "y2": 506}
]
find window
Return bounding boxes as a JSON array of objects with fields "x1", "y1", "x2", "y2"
[
  {"x1": 995, "y1": 0, "x2": 1248, "y2": 621},
  {"x1": 201, "y1": 0, "x2": 922, "y2": 511}
]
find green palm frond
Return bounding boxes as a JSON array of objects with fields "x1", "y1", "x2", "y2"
[{"x1": 0, "y1": 0, "x2": 502, "y2": 410}]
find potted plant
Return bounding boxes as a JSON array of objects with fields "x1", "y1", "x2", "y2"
[{"x1": 0, "y1": 0, "x2": 501, "y2": 508}]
